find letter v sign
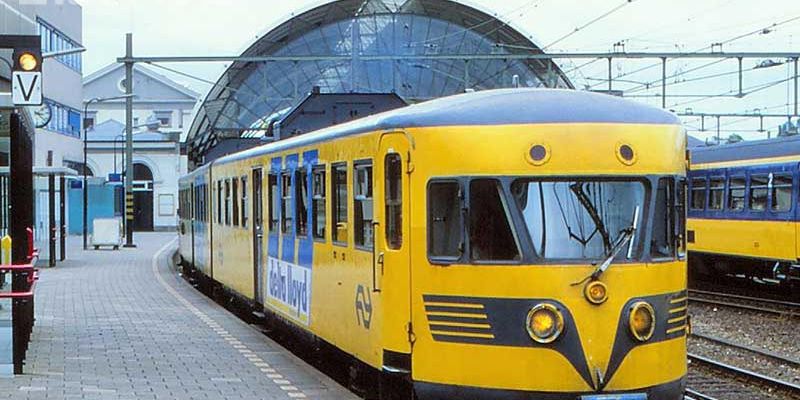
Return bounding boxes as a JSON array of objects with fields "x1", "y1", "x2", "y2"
[{"x1": 12, "y1": 71, "x2": 42, "y2": 106}]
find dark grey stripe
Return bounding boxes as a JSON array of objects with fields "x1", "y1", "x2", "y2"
[
  {"x1": 425, "y1": 305, "x2": 486, "y2": 314},
  {"x1": 429, "y1": 324, "x2": 493, "y2": 335},
  {"x1": 427, "y1": 314, "x2": 489, "y2": 324}
]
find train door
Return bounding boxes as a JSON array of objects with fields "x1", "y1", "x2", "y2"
[
  {"x1": 252, "y1": 168, "x2": 264, "y2": 305},
  {"x1": 375, "y1": 132, "x2": 413, "y2": 373}
]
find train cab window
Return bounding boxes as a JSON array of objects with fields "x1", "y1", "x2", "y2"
[
  {"x1": 690, "y1": 178, "x2": 706, "y2": 210},
  {"x1": 268, "y1": 173, "x2": 279, "y2": 232},
  {"x1": 312, "y1": 167, "x2": 326, "y2": 240},
  {"x1": 232, "y1": 178, "x2": 240, "y2": 226},
  {"x1": 771, "y1": 173, "x2": 792, "y2": 212},
  {"x1": 749, "y1": 174, "x2": 769, "y2": 211},
  {"x1": 651, "y1": 178, "x2": 675, "y2": 258},
  {"x1": 469, "y1": 179, "x2": 520, "y2": 262},
  {"x1": 708, "y1": 177, "x2": 724, "y2": 210},
  {"x1": 385, "y1": 154, "x2": 402, "y2": 250},
  {"x1": 281, "y1": 173, "x2": 293, "y2": 234},
  {"x1": 428, "y1": 181, "x2": 462, "y2": 260},
  {"x1": 241, "y1": 176, "x2": 248, "y2": 228},
  {"x1": 225, "y1": 179, "x2": 232, "y2": 225},
  {"x1": 727, "y1": 176, "x2": 746, "y2": 211},
  {"x1": 296, "y1": 169, "x2": 308, "y2": 237},
  {"x1": 332, "y1": 163, "x2": 348, "y2": 244},
  {"x1": 354, "y1": 161, "x2": 374, "y2": 249}
]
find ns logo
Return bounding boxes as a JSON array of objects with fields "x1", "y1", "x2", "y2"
[{"x1": 355, "y1": 284, "x2": 373, "y2": 329}]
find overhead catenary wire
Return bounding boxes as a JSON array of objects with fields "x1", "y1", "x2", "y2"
[{"x1": 542, "y1": 0, "x2": 636, "y2": 51}]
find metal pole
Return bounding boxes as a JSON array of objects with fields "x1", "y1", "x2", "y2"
[
  {"x1": 124, "y1": 33, "x2": 136, "y2": 248},
  {"x1": 737, "y1": 57, "x2": 743, "y2": 97},
  {"x1": 48, "y1": 173, "x2": 55, "y2": 267},
  {"x1": 661, "y1": 57, "x2": 667, "y2": 109},
  {"x1": 59, "y1": 176, "x2": 65, "y2": 261},
  {"x1": 794, "y1": 58, "x2": 798, "y2": 117},
  {"x1": 716, "y1": 116, "x2": 721, "y2": 143},
  {"x1": 608, "y1": 57, "x2": 612, "y2": 92},
  {"x1": 82, "y1": 101, "x2": 90, "y2": 250}
]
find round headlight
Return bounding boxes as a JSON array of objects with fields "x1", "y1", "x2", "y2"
[
  {"x1": 628, "y1": 301, "x2": 656, "y2": 342},
  {"x1": 19, "y1": 52, "x2": 38, "y2": 71},
  {"x1": 584, "y1": 281, "x2": 608, "y2": 305},
  {"x1": 526, "y1": 303, "x2": 564, "y2": 344}
]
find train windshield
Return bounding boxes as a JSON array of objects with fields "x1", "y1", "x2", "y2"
[{"x1": 511, "y1": 179, "x2": 646, "y2": 261}]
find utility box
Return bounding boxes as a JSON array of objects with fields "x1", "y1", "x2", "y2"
[{"x1": 92, "y1": 218, "x2": 122, "y2": 250}]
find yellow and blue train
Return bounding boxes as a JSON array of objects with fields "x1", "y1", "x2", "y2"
[
  {"x1": 178, "y1": 89, "x2": 688, "y2": 399},
  {"x1": 688, "y1": 136, "x2": 800, "y2": 290}
]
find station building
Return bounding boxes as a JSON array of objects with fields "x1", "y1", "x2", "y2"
[
  {"x1": 71, "y1": 64, "x2": 199, "y2": 233},
  {"x1": 186, "y1": 0, "x2": 572, "y2": 166}
]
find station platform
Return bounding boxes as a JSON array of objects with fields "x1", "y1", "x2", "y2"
[{"x1": 0, "y1": 233, "x2": 357, "y2": 400}]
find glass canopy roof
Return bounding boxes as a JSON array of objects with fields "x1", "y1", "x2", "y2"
[{"x1": 187, "y1": 0, "x2": 573, "y2": 164}]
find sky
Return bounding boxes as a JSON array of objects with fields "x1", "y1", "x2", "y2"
[{"x1": 78, "y1": 0, "x2": 800, "y2": 141}]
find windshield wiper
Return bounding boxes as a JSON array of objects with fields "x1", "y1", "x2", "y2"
[{"x1": 572, "y1": 206, "x2": 640, "y2": 286}]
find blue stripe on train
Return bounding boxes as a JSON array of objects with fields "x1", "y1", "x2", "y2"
[{"x1": 298, "y1": 150, "x2": 318, "y2": 268}]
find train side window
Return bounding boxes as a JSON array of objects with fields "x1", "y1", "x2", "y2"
[
  {"x1": 332, "y1": 163, "x2": 348, "y2": 245},
  {"x1": 268, "y1": 173, "x2": 279, "y2": 232},
  {"x1": 651, "y1": 178, "x2": 675, "y2": 258},
  {"x1": 772, "y1": 173, "x2": 792, "y2": 212},
  {"x1": 385, "y1": 154, "x2": 402, "y2": 250},
  {"x1": 241, "y1": 176, "x2": 248, "y2": 228},
  {"x1": 232, "y1": 178, "x2": 240, "y2": 226},
  {"x1": 749, "y1": 174, "x2": 769, "y2": 211},
  {"x1": 281, "y1": 173, "x2": 293, "y2": 234},
  {"x1": 708, "y1": 177, "x2": 724, "y2": 210},
  {"x1": 690, "y1": 178, "x2": 706, "y2": 210},
  {"x1": 225, "y1": 179, "x2": 232, "y2": 225},
  {"x1": 428, "y1": 181, "x2": 463, "y2": 260},
  {"x1": 469, "y1": 179, "x2": 520, "y2": 262},
  {"x1": 727, "y1": 176, "x2": 745, "y2": 211},
  {"x1": 296, "y1": 169, "x2": 308, "y2": 237},
  {"x1": 312, "y1": 166, "x2": 326, "y2": 240},
  {"x1": 217, "y1": 182, "x2": 222, "y2": 224},
  {"x1": 354, "y1": 161, "x2": 374, "y2": 249}
]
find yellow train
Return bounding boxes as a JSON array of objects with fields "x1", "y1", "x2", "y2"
[
  {"x1": 687, "y1": 136, "x2": 800, "y2": 290},
  {"x1": 178, "y1": 89, "x2": 688, "y2": 399}
]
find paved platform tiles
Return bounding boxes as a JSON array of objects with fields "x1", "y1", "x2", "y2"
[{"x1": 0, "y1": 233, "x2": 357, "y2": 400}]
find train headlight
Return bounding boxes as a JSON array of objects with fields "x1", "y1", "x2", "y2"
[
  {"x1": 526, "y1": 303, "x2": 564, "y2": 344},
  {"x1": 18, "y1": 52, "x2": 38, "y2": 71},
  {"x1": 628, "y1": 301, "x2": 656, "y2": 342},
  {"x1": 584, "y1": 281, "x2": 608, "y2": 305}
]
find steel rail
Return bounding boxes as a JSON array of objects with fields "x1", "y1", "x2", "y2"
[
  {"x1": 688, "y1": 289, "x2": 800, "y2": 317},
  {"x1": 691, "y1": 331, "x2": 800, "y2": 368},
  {"x1": 684, "y1": 388, "x2": 720, "y2": 400},
  {"x1": 688, "y1": 353, "x2": 800, "y2": 394}
]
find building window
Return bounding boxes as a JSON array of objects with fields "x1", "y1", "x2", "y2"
[
  {"x1": 690, "y1": 178, "x2": 706, "y2": 210},
  {"x1": 708, "y1": 177, "x2": 724, "y2": 210},
  {"x1": 728, "y1": 176, "x2": 746, "y2": 211},
  {"x1": 154, "y1": 111, "x2": 172, "y2": 127},
  {"x1": 37, "y1": 18, "x2": 82, "y2": 73},
  {"x1": 749, "y1": 175, "x2": 769, "y2": 211},
  {"x1": 332, "y1": 163, "x2": 348, "y2": 244},
  {"x1": 268, "y1": 173, "x2": 279, "y2": 232},
  {"x1": 384, "y1": 154, "x2": 402, "y2": 249},
  {"x1": 296, "y1": 169, "x2": 308, "y2": 237},
  {"x1": 44, "y1": 100, "x2": 81, "y2": 138},
  {"x1": 772, "y1": 173, "x2": 792, "y2": 212},
  {"x1": 428, "y1": 181, "x2": 462, "y2": 260},
  {"x1": 354, "y1": 161, "x2": 373, "y2": 248},
  {"x1": 312, "y1": 166, "x2": 326, "y2": 240}
]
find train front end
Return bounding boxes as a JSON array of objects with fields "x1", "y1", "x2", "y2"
[{"x1": 409, "y1": 116, "x2": 687, "y2": 399}]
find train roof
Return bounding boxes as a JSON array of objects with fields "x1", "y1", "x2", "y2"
[
  {"x1": 213, "y1": 88, "x2": 681, "y2": 166},
  {"x1": 690, "y1": 135, "x2": 800, "y2": 166}
]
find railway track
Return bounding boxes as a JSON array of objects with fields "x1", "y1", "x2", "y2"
[
  {"x1": 688, "y1": 289, "x2": 800, "y2": 317},
  {"x1": 691, "y1": 331, "x2": 800, "y2": 368},
  {"x1": 686, "y1": 353, "x2": 800, "y2": 400}
]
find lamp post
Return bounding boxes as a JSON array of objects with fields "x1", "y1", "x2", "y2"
[{"x1": 83, "y1": 94, "x2": 135, "y2": 250}]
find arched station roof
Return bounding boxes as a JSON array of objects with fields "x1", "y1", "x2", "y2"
[{"x1": 186, "y1": 0, "x2": 573, "y2": 164}]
